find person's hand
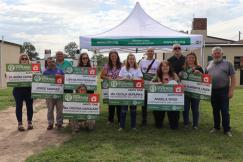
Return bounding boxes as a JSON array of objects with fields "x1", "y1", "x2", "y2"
[{"x1": 228, "y1": 89, "x2": 234, "y2": 99}]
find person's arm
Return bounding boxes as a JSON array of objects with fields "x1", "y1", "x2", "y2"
[{"x1": 228, "y1": 74, "x2": 236, "y2": 98}]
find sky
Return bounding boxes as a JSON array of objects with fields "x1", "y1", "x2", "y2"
[{"x1": 1, "y1": 0, "x2": 243, "y2": 59}]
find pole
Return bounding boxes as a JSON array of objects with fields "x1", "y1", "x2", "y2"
[
  {"x1": 239, "y1": 31, "x2": 241, "y2": 41},
  {"x1": 0, "y1": 36, "x2": 4, "y2": 88}
]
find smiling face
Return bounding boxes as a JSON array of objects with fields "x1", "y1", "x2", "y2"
[
  {"x1": 110, "y1": 52, "x2": 118, "y2": 64},
  {"x1": 173, "y1": 45, "x2": 182, "y2": 57},
  {"x1": 146, "y1": 48, "x2": 154, "y2": 60},
  {"x1": 127, "y1": 55, "x2": 136, "y2": 68},
  {"x1": 56, "y1": 51, "x2": 64, "y2": 62},
  {"x1": 186, "y1": 54, "x2": 196, "y2": 66},
  {"x1": 81, "y1": 53, "x2": 89, "y2": 65},
  {"x1": 77, "y1": 85, "x2": 87, "y2": 94},
  {"x1": 212, "y1": 50, "x2": 223, "y2": 62},
  {"x1": 46, "y1": 57, "x2": 56, "y2": 69},
  {"x1": 161, "y1": 62, "x2": 170, "y2": 74}
]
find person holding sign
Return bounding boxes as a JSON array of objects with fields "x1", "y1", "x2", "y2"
[
  {"x1": 152, "y1": 61, "x2": 179, "y2": 129},
  {"x1": 139, "y1": 48, "x2": 160, "y2": 126},
  {"x1": 77, "y1": 52, "x2": 94, "y2": 94},
  {"x1": 206, "y1": 47, "x2": 236, "y2": 137},
  {"x1": 43, "y1": 57, "x2": 64, "y2": 130},
  {"x1": 100, "y1": 50, "x2": 122, "y2": 125},
  {"x1": 56, "y1": 51, "x2": 72, "y2": 71},
  {"x1": 167, "y1": 44, "x2": 185, "y2": 129},
  {"x1": 118, "y1": 53, "x2": 143, "y2": 131},
  {"x1": 181, "y1": 52, "x2": 204, "y2": 130},
  {"x1": 13, "y1": 54, "x2": 34, "y2": 131}
]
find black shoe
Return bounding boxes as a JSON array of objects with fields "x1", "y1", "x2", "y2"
[
  {"x1": 47, "y1": 125, "x2": 53, "y2": 130},
  {"x1": 141, "y1": 121, "x2": 147, "y2": 127}
]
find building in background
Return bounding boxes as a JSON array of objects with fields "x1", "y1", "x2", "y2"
[{"x1": 0, "y1": 40, "x2": 21, "y2": 88}]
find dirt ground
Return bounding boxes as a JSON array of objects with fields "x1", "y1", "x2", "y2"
[{"x1": 0, "y1": 100, "x2": 71, "y2": 162}]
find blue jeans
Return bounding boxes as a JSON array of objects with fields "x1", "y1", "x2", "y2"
[
  {"x1": 120, "y1": 106, "x2": 136, "y2": 128},
  {"x1": 211, "y1": 87, "x2": 230, "y2": 132},
  {"x1": 183, "y1": 96, "x2": 200, "y2": 127},
  {"x1": 13, "y1": 87, "x2": 33, "y2": 123}
]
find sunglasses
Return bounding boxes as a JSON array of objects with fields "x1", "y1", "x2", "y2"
[
  {"x1": 21, "y1": 58, "x2": 28, "y2": 60},
  {"x1": 82, "y1": 57, "x2": 88, "y2": 60},
  {"x1": 173, "y1": 47, "x2": 181, "y2": 50}
]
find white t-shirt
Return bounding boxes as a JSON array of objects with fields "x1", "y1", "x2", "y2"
[
  {"x1": 119, "y1": 67, "x2": 143, "y2": 79},
  {"x1": 139, "y1": 59, "x2": 160, "y2": 74}
]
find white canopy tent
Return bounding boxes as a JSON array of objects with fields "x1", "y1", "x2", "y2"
[{"x1": 80, "y1": 2, "x2": 203, "y2": 50}]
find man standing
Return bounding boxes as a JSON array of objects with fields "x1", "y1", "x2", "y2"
[
  {"x1": 167, "y1": 44, "x2": 185, "y2": 129},
  {"x1": 43, "y1": 57, "x2": 64, "y2": 130},
  {"x1": 206, "y1": 47, "x2": 236, "y2": 137},
  {"x1": 139, "y1": 47, "x2": 160, "y2": 126},
  {"x1": 55, "y1": 51, "x2": 72, "y2": 71}
]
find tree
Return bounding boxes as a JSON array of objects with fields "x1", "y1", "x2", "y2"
[
  {"x1": 64, "y1": 42, "x2": 78, "y2": 57},
  {"x1": 91, "y1": 53, "x2": 108, "y2": 72},
  {"x1": 21, "y1": 42, "x2": 40, "y2": 60}
]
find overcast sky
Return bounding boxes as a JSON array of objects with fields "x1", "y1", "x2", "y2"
[{"x1": 1, "y1": 0, "x2": 243, "y2": 58}]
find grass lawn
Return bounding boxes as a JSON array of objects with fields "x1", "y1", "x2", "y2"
[
  {"x1": 26, "y1": 86, "x2": 243, "y2": 162},
  {"x1": 0, "y1": 88, "x2": 14, "y2": 111}
]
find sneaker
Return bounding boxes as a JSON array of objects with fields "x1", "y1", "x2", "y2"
[
  {"x1": 18, "y1": 124, "x2": 25, "y2": 132},
  {"x1": 47, "y1": 125, "x2": 53, "y2": 130},
  {"x1": 132, "y1": 128, "x2": 137, "y2": 131},
  {"x1": 184, "y1": 125, "x2": 189, "y2": 129},
  {"x1": 141, "y1": 121, "x2": 147, "y2": 127},
  {"x1": 209, "y1": 128, "x2": 219, "y2": 134},
  {"x1": 118, "y1": 128, "x2": 123, "y2": 131},
  {"x1": 27, "y1": 122, "x2": 33, "y2": 130},
  {"x1": 193, "y1": 126, "x2": 198, "y2": 130},
  {"x1": 225, "y1": 131, "x2": 233, "y2": 137},
  {"x1": 106, "y1": 121, "x2": 113, "y2": 125},
  {"x1": 56, "y1": 124, "x2": 63, "y2": 130}
]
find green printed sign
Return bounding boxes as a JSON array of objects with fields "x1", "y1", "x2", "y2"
[
  {"x1": 31, "y1": 74, "x2": 64, "y2": 99},
  {"x1": 91, "y1": 38, "x2": 190, "y2": 46},
  {"x1": 64, "y1": 67, "x2": 97, "y2": 90},
  {"x1": 101, "y1": 80, "x2": 109, "y2": 104},
  {"x1": 143, "y1": 73, "x2": 155, "y2": 90},
  {"x1": 6, "y1": 64, "x2": 40, "y2": 87},
  {"x1": 147, "y1": 84, "x2": 184, "y2": 111},
  {"x1": 108, "y1": 80, "x2": 144, "y2": 105},
  {"x1": 181, "y1": 71, "x2": 212, "y2": 100},
  {"x1": 63, "y1": 93, "x2": 100, "y2": 120}
]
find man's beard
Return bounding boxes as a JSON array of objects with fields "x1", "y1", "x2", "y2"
[{"x1": 213, "y1": 57, "x2": 223, "y2": 63}]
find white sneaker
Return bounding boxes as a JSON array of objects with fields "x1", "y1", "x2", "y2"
[
  {"x1": 225, "y1": 131, "x2": 233, "y2": 137},
  {"x1": 209, "y1": 128, "x2": 218, "y2": 134},
  {"x1": 193, "y1": 126, "x2": 198, "y2": 130},
  {"x1": 118, "y1": 128, "x2": 123, "y2": 131}
]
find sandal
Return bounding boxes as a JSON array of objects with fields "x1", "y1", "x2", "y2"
[{"x1": 18, "y1": 124, "x2": 25, "y2": 131}]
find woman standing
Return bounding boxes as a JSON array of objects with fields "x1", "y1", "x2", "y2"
[
  {"x1": 13, "y1": 54, "x2": 34, "y2": 131},
  {"x1": 100, "y1": 50, "x2": 122, "y2": 125},
  {"x1": 118, "y1": 53, "x2": 143, "y2": 131},
  {"x1": 182, "y1": 52, "x2": 203, "y2": 130},
  {"x1": 152, "y1": 61, "x2": 179, "y2": 129}
]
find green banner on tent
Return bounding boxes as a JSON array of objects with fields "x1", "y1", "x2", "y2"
[
  {"x1": 108, "y1": 80, "x2": 144, "y2": 105},
  {"x1": 181, "y1": 71, "x2": 212, "y2": 100},
  {"x1": 63, "y1": 93, "x2": 100, "y2": 120},
  {"x1": 31, "y1": 74, "x2": 64, "y2": 99},
  {"x1": 147, "y1": 84, "x2": 184, "y2": 111},
  {"x1": 91, "y1": 38, "x2": 190, "y2": 46},
  {"x1": 64, "y1": 67, "x2": 97, "y2": 90},
  {"x1": 6, "y1": 64, "x2": 41, "y2": 87}
]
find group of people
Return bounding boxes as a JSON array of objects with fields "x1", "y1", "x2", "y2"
[{"x1": 13, "y1": 44, "x2": 236, "y2": 137}]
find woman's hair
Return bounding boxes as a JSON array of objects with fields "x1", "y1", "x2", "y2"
[
  {"x1": 185, "y1": 52, "x2": 199, "y2": 67},
  {"x1": 78, "y1": 52, "x2": 91, "y2": 67},
  {"x1": 125, "y1": 53, "x2": 138, "y2": 70},
  {"x1": 19, "y1": 53, "x2": 30, "y2": 64},
  {"x1": 75, "y1": 84, "x2": 87, "y2": 93},
  {"x1": 156, "y1": 61, "x2": 176, "y2": 81},
  {"x1": 108, "y1": 50, "x2": 122, "y2": 69}
]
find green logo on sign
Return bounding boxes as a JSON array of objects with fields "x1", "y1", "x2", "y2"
[
  {"x1": 150, "y1": 85, "x2": 157, "y2": 92},
  {"x1": 33, "y1": 75, "x2": 41, "y2": 82},
  {"x1": 111, "y1": 81, "x2": 118, "y2": 88},
  {"x1": 65, "y1": 67, "x2": 74, "y2": 74},
  {"x1": 8, "y1": 65, "x2": 15, "y2": 72},
  {"x1": 64, "y1": 94, "x2": 73, "y2": 101}
]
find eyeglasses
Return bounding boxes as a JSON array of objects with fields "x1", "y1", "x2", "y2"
[
  {"x1": 82, "y1": 57, "x2": 88, "y2": 60},
  {"x1": 21, "y1": 58, "x2": 28, "y2": 60},
  {"x1": 173, "y1": 47, "x2": 181, "y2": 50}
]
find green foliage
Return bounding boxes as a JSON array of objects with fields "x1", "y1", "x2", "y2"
[
  {"x1": 92, "y1": 53, "x2": 108, "y2": 72},
  {"x1": 26, "y1": 86, "x2": 243, "y2": 162},
  {"x1": 64, "y1": 42, "x2": 78, "y2": 57},
  {"x1": 21, "y1": 42, "x2": 40, "y2": 60},
  {"x1": 0, "y1": 88, "x2": 14, "y2": 110}
]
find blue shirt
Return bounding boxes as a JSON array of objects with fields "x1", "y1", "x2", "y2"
[{"x1": 43, "y1": 68, "x2": 64, "y2": 75}]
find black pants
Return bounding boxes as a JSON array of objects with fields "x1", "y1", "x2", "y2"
[
  {"x1": 153, "y1": 111, "x2": 165, "y2": 128},
  {"x1": 141, "y1": 90, "x2": 148, "y2": 124},
  {"x1": 167, "y1": 111, "x2": 180, "y2": 129},
  {"x1": 13, "y1": 87, "x2": 33, "y2": 123},
  {"x1": 108, "y1": 105, "x2": 121, "y2": 123}
]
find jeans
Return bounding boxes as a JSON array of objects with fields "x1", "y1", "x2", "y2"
[
  {"x1": 13, "y1": 87, "x2": 33, "y2": 123},
  {"x1": 108, "y1": 105, "x2": 121, "y2": 123},
  {"x1": 120, "y1": 106, "x2": 136, "y2": 128},
  {"x1": 183, "y1": 96, "x2": 200, "y2": 127},
  {"x1": 211, "y1": 87, "x2": 230, "y2": 132}
]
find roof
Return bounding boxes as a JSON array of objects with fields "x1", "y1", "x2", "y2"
[{"x1": 0, "y1": 40, "x2": 22, "y2": 47}]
